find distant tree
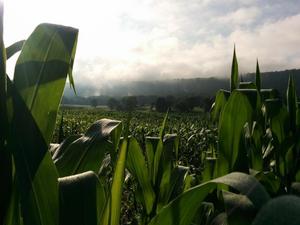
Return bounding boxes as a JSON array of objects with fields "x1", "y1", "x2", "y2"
[
  {"x1": 174, "y1": 100, "x2": 190, "y2": 112},
  {"x1": 90, "y1": 98, "x2": 98, "y2": 107},
  {"x1": 174, "y1": 97, "x2": 196, "y2": 112},
  {"x1": 165, "y1": 95, "x2": 175, "y2": 110},
  {"x1": 155, "y1": 97, "x2": 168, "y2": 112},
  {"x1": 107, "y1": 97, "x2": 119, "y2": 110},
  {"x1": 121, "y1": 96, "x2": 137, "y2": 111}
]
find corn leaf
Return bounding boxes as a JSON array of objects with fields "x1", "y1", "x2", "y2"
[
  {"x1": 127, "y1": 137, "x2": 155, "y2": 215},
  {"x1": 223, "y1": 191, "x2": 256, "y2": 225},
  {"x1": 145, "y1": 137, "x2": 160, "y2": 180},
  {"x1": 216, "y1": 90, "x2": 261, "y2": 176},
  {"x1": 53, "y1": 119, "x2": 122, "y2": 177},
  {"x1": 256, "y1": 60, "x2": 261, "y2": 92},
  {"x1": 211, "y1": 89, "x2": 230, "y2": 122},
  {"x1": 0, "y1": 4, "x2": 12, "y2": 224},
  {"x1": 230, "y1": 46, "x2": 239, "y2": 92},
  {"x1": 264, "y1": 99, "x2": 289, "y2": 145},
  {"x1": 109, "y1": 117, "x2": 130, "y2": 225},
  {"x1": 7, "y1": 23, "x2": 78, "y2": 225},
  {"x1": 13, "y1": 23, "x2": 78, "y2": 144},
  {"x1": 58, "y1": 171, "x2": 106, "y2": 225},
  {"x1": 3, "y1": 179, "x2": 23, "y2": 225},
  {"x1": 159, "y1": 165, "x2": 189, "y2": 209},
  {"x1": 153, "y1": 112, "x2": 169, "y2": 184},
  {"x1": 6, "y1": 40, "x2": 25, "y2": 60},
  {"x1": 149, "y1": 172, "x2": 270, "y2": 225},
  {"x1": 287, "y1": 75, "x2": 297, "y2": 133},
  {"x1": 252, "y1": 195, "x2": 300, "y2": 225}
]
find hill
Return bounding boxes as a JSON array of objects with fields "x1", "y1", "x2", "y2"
[{"x1": 62, "y1": 68, "x2": 300, "y2": 105}]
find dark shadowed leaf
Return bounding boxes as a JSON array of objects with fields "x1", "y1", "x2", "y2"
[
  {"x1": 53, "y1": 119, "x2": 122, "y2": 177},
  {"x1": 287, "y1": 75, "x2": 297, "y2": 133},
  {"x1": 59, "y1": 171, "x2": 106, "y2": 225},
  {"x1": 149, "y1": 172, "x2": 269, "y2": 225},
  {"x1": 6, "y1": 40, "x2": 25, "y2": 60},
  {"x1": 252, "y1": 195, "x2": 300, "y2": 225},
  {"x1": 255, "y1": 60, "x2": 261, "y2": 92},
  {"x1": 230, "y1": 46, "x2": 239, "y2": 92},
  {"x1": 223, "y1": 191, "x2": 256, "y2": 225}
]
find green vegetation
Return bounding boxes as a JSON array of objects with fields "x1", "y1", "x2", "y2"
[
  {"x1": 1, "y1": 4, "x2": 300, "y2": 225},
  {"x1": 53, "y1": 109, "x2": 216, "y2": 175}
]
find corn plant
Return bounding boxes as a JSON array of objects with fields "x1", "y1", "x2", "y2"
[
  {"x1": 0, "y1": 3, "x2": 82, "y2": 224},
  {"x1": 125, "y1": 113, "x2": 191, "y2": 224}
]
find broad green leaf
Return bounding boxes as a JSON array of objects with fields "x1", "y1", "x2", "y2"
[
  {"x1": 8, "y1": 89, "x2": 59, "y2": 225},
  {"x1": 110, "y1": 117, "x2": 130, "y2": 225},
  {"x1": 157, "y1": 135, "x2": 181, "y2": 210},
  {"x1": 264, "y1": 99, "x2": 289, "y2": 145},
  {"x1": 252, "y1": 195, "x2": 300, "y2": 225},
  {"x1": 3, "y1": 179, "x2": 23, "y2": 225},
  {"x1": 223, "y1": 191, "x2": 256, "y2": 225},
  {"x1": 202, "y1": 157, "x2": 217, "y2": 182},
  {"x1": 159, "y1": 110, "x2": 169, "y2": 139},
  {"x1": 7, "y1": 23, "x2": 78, "y2": 225},
  {"x1": 163, "y1": 134, "x2": 179, "y2": 162},
  {"x1": 296, "y1": 102, "x2": 300, "y2": 130},
  {"x1": 58, "y1": 171, "x2": 106, "y2": 225},
  {"x1": 50, "y1": 134, "x2": 81, "y2": 156},
  {"x1": 163, "y1": 165, "x2": 189, "y2": 206},
  {"x1": 255, "y1": 60, "x2": 261, "y2": 92},
  {"x1": 127, "y1": 137, "x2": 155, "y2": 215},
  {"x1": 210, "y1": 213, "x2": 227, "y2": 225},
  {"x1": 211, "y1": 90, "x2": 230, "y2": 122},
  {"x1": 216, "y1": 90, "x2": 260, "y2": 176},
  {"x1": 6, "y1": 40, "x2": 25, "y2": 60},
  {"x1": 290, "y1": 182, "x2": 300, "y2": 196},
  {"x1": 148, "y1": 172, "x2": 270, "y2": 225},
  {"x1": 153, "y1": 112, "x2": 169, "y2": 185},
  {"x1": 13, "y1": 23, "x2": 78, "y2": 144},
  {"x1": 243, "y1": 121, "x2": 263, "y2": 171},
  {"x1": 145, "y1": 137, "x2": 160, "y2": 180},
  {"x1": 152, "y1": 140, "x2": 164, "y2": 185},
  {"x1": 230, "y1": 46, "x2": 239, "y2": 92},
  {"x1": 53, "y1": 119, "x2": 122, "y2": 177},
  {"x1": 287, "y1": 75, "x2": 297, "y2": 133},
  {"x1": 253, "y1": 171, "x2": 280, "y2": 195}
]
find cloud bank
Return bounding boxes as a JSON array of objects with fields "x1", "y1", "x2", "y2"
[{"x1": 4, "y1": 0, "x2": 300, "y2": 88}]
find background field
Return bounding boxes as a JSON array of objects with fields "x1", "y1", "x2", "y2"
[{"x1": 54, "y1": 107, "x2": 217, "y2": 175}]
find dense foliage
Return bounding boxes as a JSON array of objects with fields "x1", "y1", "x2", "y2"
[{"x1": 2, "y1": 4, "x2": 300, "y2": 225}]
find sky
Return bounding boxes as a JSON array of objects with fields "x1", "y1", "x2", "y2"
[{"x1": 3, "y1": 0, "x2": 300, "y2": 87}]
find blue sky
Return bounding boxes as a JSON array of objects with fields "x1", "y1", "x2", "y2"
[{"x1": 3, "y1": 0, "x2": 300, "y2": 87}]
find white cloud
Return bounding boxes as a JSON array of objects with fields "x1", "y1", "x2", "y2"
[
  {"x1": 215, "y1": 6, "x2": 260, "y2": 26},
  {"x1": 3, "y1": 0, "x2": 300, "y2": 88}
]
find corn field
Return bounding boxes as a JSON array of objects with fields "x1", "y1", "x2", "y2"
[{"x1": 1, "y1": 3, "x2": 300, "y2": 225}]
